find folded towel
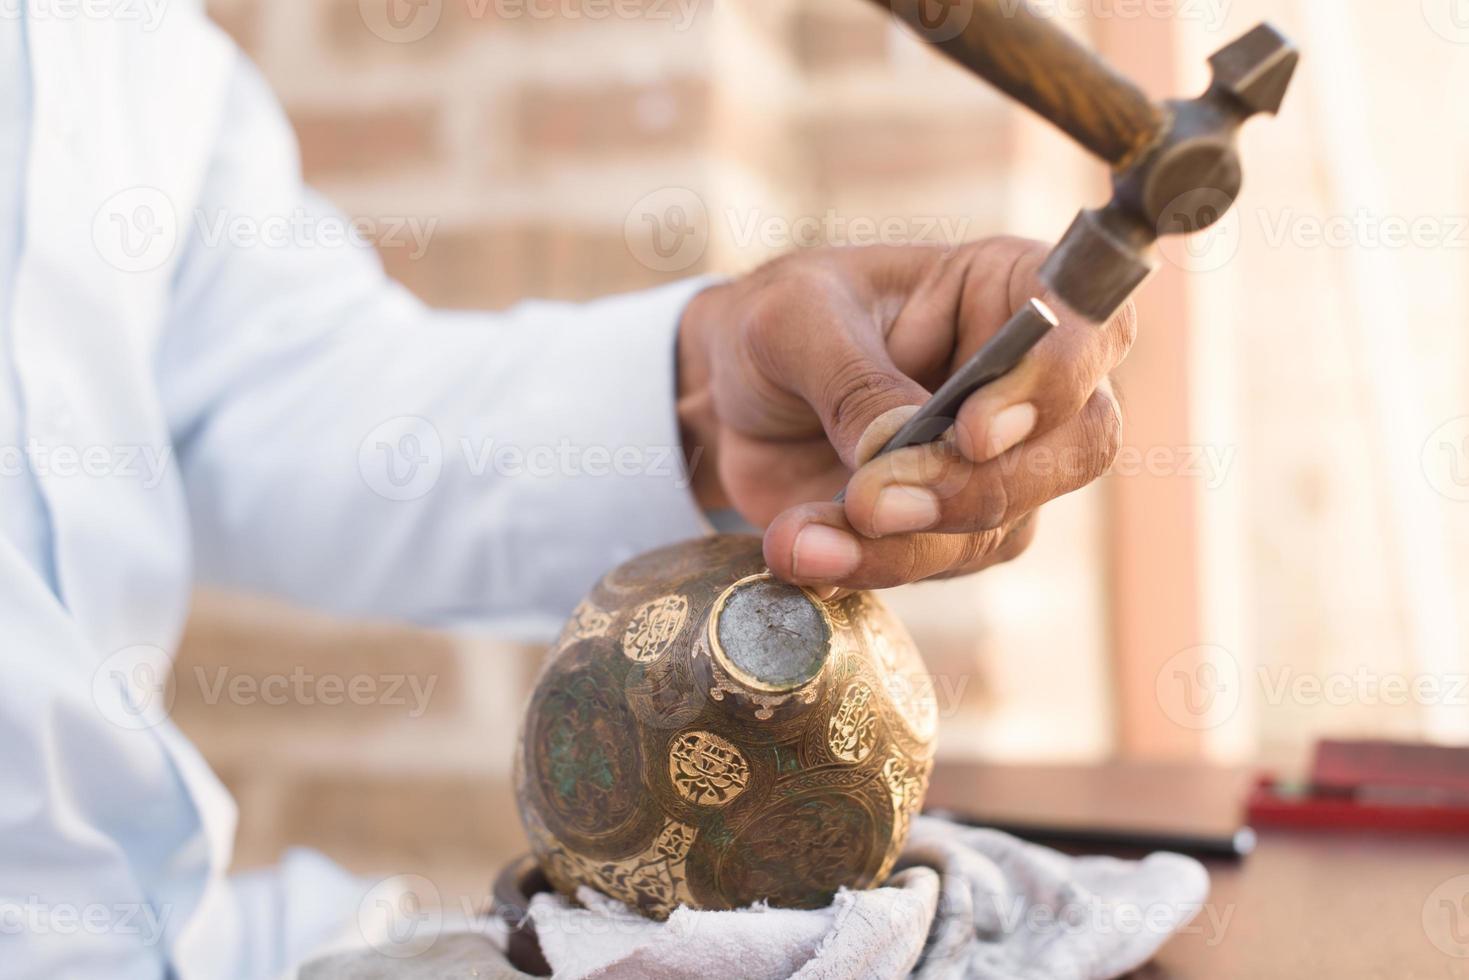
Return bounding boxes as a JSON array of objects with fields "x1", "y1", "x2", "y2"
[{"x1": 301, "y1": 816, "x2": 1210, "y2": 979}]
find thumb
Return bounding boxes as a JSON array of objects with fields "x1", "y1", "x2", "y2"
[
  {"x1": 801, "y1": 341, "x2": 931, "y2": 471},
  {"x1": 853, "y1": 404, "x2": 923, "y2": 468}
]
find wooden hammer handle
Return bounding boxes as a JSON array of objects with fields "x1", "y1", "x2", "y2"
[{"x1": 879, "y1": 0, "x2": 1165, "y2": 167}]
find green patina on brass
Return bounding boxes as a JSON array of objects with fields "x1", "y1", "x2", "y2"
[{"x1": 514, "y1": 535, "x2": 937, "y2": 919}]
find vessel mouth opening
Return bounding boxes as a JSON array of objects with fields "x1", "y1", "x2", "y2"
[{"x1": 708, "y1": 573, "x2": 833, "y2": 694}]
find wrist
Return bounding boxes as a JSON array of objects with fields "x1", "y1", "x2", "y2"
[{"x1": 677, "y1": 282, "x2": 729, "y2": 511}]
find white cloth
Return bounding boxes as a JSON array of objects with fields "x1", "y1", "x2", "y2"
[
  {"x1": 0, "y1": 6, "x2": 710, "y2": 978},
  {"x1": 0, "y1": 5, "x2": 56, "y2": 586},
  {"x1": 299, "y1": 817, "x2": 1211, "y2": 980}
]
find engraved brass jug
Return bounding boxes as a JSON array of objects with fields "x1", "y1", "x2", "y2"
[{"x1": 513, "y1": 534, "x2": 936, "y2": 918}]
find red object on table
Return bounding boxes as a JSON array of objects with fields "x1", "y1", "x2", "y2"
[
  {"x1": 1311, "y1": 738, "x2": 1469, "y2": 796},
  {"x1": 1247, "y1": 739, "x2": 1469, "y2": 834}
]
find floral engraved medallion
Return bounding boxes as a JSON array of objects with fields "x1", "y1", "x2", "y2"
[
  {"x1": 828, "y1": 681, "x2": 878, "y2": 764},
  {"x1": 668, "y1": 730, "x2": 750, "y2": 806},
  {"x1": 561, "y1": 600, "x2": 612, "y2": 642},
  {"x1": 622, "y1": 594, "x2": 690, "y2": 663}
]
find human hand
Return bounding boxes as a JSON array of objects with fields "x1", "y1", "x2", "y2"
[{"x1": 676, "y1": 238, "x2": 1135, "y2": 593}]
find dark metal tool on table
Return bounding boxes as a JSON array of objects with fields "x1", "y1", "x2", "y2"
[{"x1": 849, "y1": 2, "x2": 1300, "y2": 474}]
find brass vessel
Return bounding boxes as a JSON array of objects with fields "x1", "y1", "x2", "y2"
[{"x1": 513, "y1": 535, "x2": 936, "y2": 917}]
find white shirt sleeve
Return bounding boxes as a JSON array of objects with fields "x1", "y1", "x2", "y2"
[
  {"x1": 158, "y1": 59, "x2": 713, "y2": 639},
  {"x1": 0, "y1": 565, "x2": 176, "y2": 977}
]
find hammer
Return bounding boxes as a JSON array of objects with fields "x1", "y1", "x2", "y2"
[{"x1": 848, "y1": 1, "x2": 1299, "y2": 465}]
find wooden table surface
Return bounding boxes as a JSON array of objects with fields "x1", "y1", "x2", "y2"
[{"x1": 926, "y1": 762, "x2": 1469, "y2": 980}]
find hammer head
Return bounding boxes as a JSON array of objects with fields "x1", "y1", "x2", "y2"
[
  {"x1": 1208, "y1": 23, "x2": 1301, "y2": 118},
  {"x1": 1135, "y1": 23, "x2": 1299, "y2": 241},
  {"x1": 1040, "y1": 22, "x2": 1299, "y2": 321}
]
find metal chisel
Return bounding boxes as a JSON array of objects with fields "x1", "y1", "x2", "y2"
[{"x1": 835, "y1": 298, "x2": 1058, "y2": 502}]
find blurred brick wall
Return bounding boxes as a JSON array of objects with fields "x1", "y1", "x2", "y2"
[
  {"x1": 178, "y1": 0, "x2": 1114, "y2": 897},
  {"x1": 208, "y1": 0, "x2": 721, "y2": 309}
]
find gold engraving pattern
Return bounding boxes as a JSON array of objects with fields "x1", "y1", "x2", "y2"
[
  {"x1": 828, "y1": 681, "x2": 878, "y2": 763},
  {"x1": 881, "y1": 752, "x2": 931, "y2": 848},
  {"x1": 668, "y1": 730, "x2": 750, "y2": 806},
  {"x1": 709, "y1": 671, "x2": 819, "y2": 720},
  {"x1": 864, "y1": 598, "x2": 938, "y2": 743},
  {"x1": 859, "y1": 595, "x2": 901, "y2": 672},
  {"x1": 824, "y1": 598, "x2": 854, "y2": 630},
  {"x1": 882, "y1": 672, "x2": 939, "y2": 743},
  {"x1": 561, "y1": 600, "x2": 612, "y2": 642},
  {"x1": 520, "y1": 536, "x2": 937, "y2": 914},
  {"x1": 539, "y1": 819, "x2": 698, "y2": 919},
  {"x1": 622, "y1": 595, "x2": 690, "y2": 663}
]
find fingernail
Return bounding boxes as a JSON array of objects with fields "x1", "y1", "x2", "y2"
[
  {"x1": 792, "y1": 524, "x2": 862, "y2": 581},
  {"x1": 811, "y1": 585, "x2": 842, "y2": 601},
  {"x1": 984, "y1": 403, "x2": 1037, "y2": 461},
  {"x1": 872, "y1": 486, "x2": 940, "y2": 536}
]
